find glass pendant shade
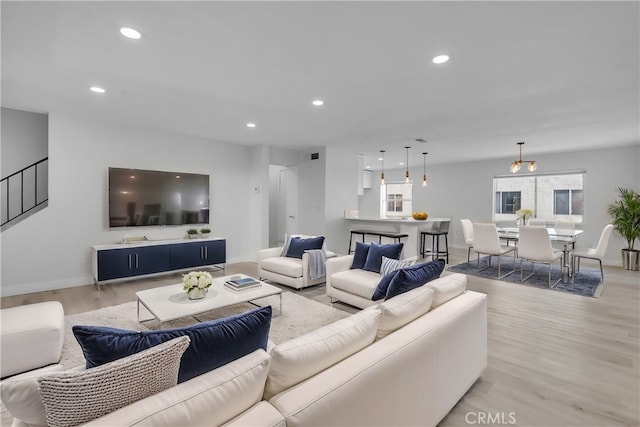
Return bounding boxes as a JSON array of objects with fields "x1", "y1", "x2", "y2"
[
  {"x1": 528, "y1": 161, "x2": 537, "y2": 172},
  {"x1": 421, "y1": 152, "x2": 428, "y2": 187}
]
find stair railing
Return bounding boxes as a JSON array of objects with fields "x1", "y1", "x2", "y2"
[{"x1": 1, "y1": 157, "x2": 49, "y2": 227}]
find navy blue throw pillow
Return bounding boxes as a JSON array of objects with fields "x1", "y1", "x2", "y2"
[
  {"x1": 350, "y1": 241, "x2": 371, "y2": 269},
  {"x1": 285, "y1": 236, "x2": 325, "y2": 259},
  {"x1": 372, "y1": 270, "x2": 400, "y2": 300},
  {"x1": 73, "y1": 306, "x2": 272, "y2": 384},
  {"x1": 385, "y1": 259, "x2": 445, "y2": 300},
  {"x1": 362, "y1": 242, "x2": 403, "y2": 273}
]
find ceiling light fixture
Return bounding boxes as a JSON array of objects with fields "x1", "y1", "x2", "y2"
[
  {"x1": 380, "y1": 150, "x2": 385, "y2": 185},
  {"x1": 89, "y1": 86, "x2": 106, "y2": 94},
  {"x1": 120, "y1": 27, "x2": 142, "y2": 39},
  {"x1": 510, "y1": 141, "x2": 537, "y2": 173},
  {"x1": 246, "y1": 122, "x2": 256, "y2": 128},
  {"x1": 422, "y1": 152, "x2": 428, "y2": 187},
  {"x1": 432, "y1": 54, "x2": 450, "y2": 64},
  {"x1": 404, "y1": 146, "x2": 411, "y2": 183},
  {"x1": 312, "y1": 99, "x2": 324, "y2": 106}
]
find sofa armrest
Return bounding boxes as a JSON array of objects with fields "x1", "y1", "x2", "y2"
[
  {"x1": 258, "y1": 247, "x2": 283, "y2": 262},
  {"x1": 326, "y1": 255, "x2": 354, "y2": 294}
]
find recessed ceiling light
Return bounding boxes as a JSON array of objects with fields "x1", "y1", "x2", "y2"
[
  {"x1": 432, "y1": 55, "x2": 450, "y2": 64},
  {"x1": 312, "y1": 99, "x2": 324, "y2": 106},
  {"x1": 120, "y1": 27, "x2": 142, "y2": 40},
  {"x1": 246, "y1": 122, "x2": 257, "y2": 128},
  {"x1": 90, "y1": 86, "x2": 106, "y2": 94},
  {"x1": 377, "y1": 157, "x2": 383, "y2": 161},
  {"x1": 399, "y1": 162, "x2": 405, "y2": 166}
]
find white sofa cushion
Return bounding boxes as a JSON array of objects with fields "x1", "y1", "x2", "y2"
[
  {"x1": 84, "y1": 349, "x2": 272, "y2": 427},
  {"x1": 260, "y1": 257, "x2": 303, "y2": 278},
  {"x1": 264, "y1": 309, "x2": 381, "y2": 399},
  {"x1": 0, "y1": 364, "x2": 65, "y2": 427},
  {"x1": 376, "y1": 286, "x2": 434, "y2": 339},
  {"x1": 329, "y1": 269, "x2": 381, "y2": 299},
  {"x1": 38, "y1": 336, "x2": 190, "y2": 427},
  {"x1": 425, "y1": 273, "x2": 467, "y2": 307}
]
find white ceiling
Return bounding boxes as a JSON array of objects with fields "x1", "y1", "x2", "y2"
[{"x1": 2, "y1": 1, "x2": 638, "y2": 170}]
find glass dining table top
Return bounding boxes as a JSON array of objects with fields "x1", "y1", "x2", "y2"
[{"x1": 497, "y1": 227, "x2": 584, "y2": 243}]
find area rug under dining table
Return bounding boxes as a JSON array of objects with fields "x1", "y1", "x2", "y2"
[
  {"x1": 447, "y1": 256, "x2": 604, "y2": 297},
  {"x1": 0, "y1": 291, "x2": 350, "y2": 426}
]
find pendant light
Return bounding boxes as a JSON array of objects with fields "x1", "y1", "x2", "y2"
[
  {"x1": 404, "y1": 146, "x2": 411, "y2": 183},
  {"x1": 380, "y1": 150, "x2": 385, "y2": 184},
  {"x1": 422, "y1": 152, "x2": 428, "y2": 187},
  {"x1": 510, "y1": 141, "x2": 537, "y2": 173}
]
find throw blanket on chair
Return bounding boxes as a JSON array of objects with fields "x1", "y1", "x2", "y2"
[{"x1": 306, "y1": 249, "x2": 327, "y2": 280}]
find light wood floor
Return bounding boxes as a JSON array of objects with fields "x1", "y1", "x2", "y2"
[{"x1": 1, "y1": 249, "x2": 639, "y2": 427}]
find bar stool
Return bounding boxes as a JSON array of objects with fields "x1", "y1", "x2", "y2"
[{"x1": 420, "y1": 222, "x2": 449, "y2": 263}]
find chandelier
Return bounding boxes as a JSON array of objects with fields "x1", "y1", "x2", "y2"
[{"x1": 510, "y1": 142, "x2": 537, "y2": 173}]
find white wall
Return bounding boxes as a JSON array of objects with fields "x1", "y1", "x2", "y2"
[
  {"x1": 1, "y1": 108, "x2": 48, "y2": 177},
  {"x1": 296, "y1": 148, "x2": 326, "y2": 237},
  {"x1": 0, "y1": 114, "x2": 264, "y2": 296},
  {"x1": 358, "y1": 144, "x2": 640, "y2": 266},
  {"x1": 324, "y1": 147, "x2": 359, "y2": 254}
]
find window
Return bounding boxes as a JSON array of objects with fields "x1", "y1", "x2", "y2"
[
  {"x1": 380, "y1": 182, "x2": 413, "y2": 217},
  {"x1": 495, "y1": 191, "x2": 521, "y2": 214},
  {"x1": 554, "y1": 189, "x2": 583, "y2": 215},
  {"x1": 492, "y1": 171, "x2": 585, "y2": 223}
]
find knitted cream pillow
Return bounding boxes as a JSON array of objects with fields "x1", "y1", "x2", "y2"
[{"x1": 37, "y1": 336, "x2": 190, "y2": 427}]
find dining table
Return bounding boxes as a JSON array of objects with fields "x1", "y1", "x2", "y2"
[{"x1": 496, "y1": 227, "x2": 584, "y2": 277}]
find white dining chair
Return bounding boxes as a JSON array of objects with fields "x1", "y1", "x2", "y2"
[
  {"x1": 472, "y1": 223, "x2": 516, "y2": 279},
  {"x1": 528, "y1": 218, "x2": 547, "y2": 227},
  {"x1": 517, "y1": 226, "x2": 564, "y2": 287},
  {"x1": 554, "y1": 219, "x2": 576, "y2": 231},
  {"x1": 460, "y1": 219, "x2": 474, "y2": 267},
  {"x1": 571, "y1": 224, "x2": 614, "y2": 283}
]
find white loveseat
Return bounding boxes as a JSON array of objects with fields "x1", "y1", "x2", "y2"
[{"x1": 79, "y1": 273, "x2": 485, "y2": 427}]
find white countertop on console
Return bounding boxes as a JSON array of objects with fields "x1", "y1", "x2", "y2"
[
  {"x1": 92, "y1": 236, "x2": 225, "y2": 251},
  {"x1": 345, "y1": 217, "x2": 451, "y2": 223}
]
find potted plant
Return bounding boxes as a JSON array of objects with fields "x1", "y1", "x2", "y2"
[
  {"x1": 515, "y1": 208, "x2": 533, "y2": 227},
  {"x1": 186, "y1": 228, "x2": 199, "y2": 239},
  {"x1": 182, "y1": 270, "x2": 213, "y2": 299},
  {"x1": 200, "y1": 227, "x2": 211, "y2": 238},
  {"x1": 607, "y1": 187, "x2": 640, "y2": 270}
]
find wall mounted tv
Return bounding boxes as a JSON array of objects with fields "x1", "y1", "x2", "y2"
[{"x1": 109, "y1": 167, "x2": 210, "y2": 228}]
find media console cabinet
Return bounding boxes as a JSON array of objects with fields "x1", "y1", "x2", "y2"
[{"x1": 91, "y1": 237, "x2": 226, "y2": 289}]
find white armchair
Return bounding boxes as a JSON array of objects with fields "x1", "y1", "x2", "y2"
[{"x1": 257, "y1": 235, "x2": 334, "y2": 289}]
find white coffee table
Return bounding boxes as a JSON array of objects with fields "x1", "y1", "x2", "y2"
[{"x1": 136, "y1": 274, "x2": 282, "y2": 326}]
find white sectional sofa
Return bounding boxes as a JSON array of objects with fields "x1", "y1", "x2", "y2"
[
  {"x1": 81, "y1": 273, "x2": 486, "y2": 427},
  {"x1": 2, "y1": 273, "x2": 485, "y2": 427}
]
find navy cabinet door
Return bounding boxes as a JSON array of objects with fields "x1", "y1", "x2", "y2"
[
  {"x1": 170, "y1": 242, "x2": 205, "y2": 270},
  {"x1": 203, "y1": 240, "x2": 226, "y2": 265},
  {"x1": 134, "y1": 245, "x2": 171, "y2": 276},
  {"x1": 97, "y1": 248, "x2": 135, "y2": 281}
]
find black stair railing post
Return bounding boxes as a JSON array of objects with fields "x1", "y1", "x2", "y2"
[{"x1": 1, "y1": 156, "x2": 49, "y2": 228}]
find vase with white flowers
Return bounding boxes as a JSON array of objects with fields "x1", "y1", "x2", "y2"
[
  {"x1": 182, "y1": 271, "x2": 213, "y2": 300},
  {"x1": 515, "y1": 208, "x2": 533, "y2": 227}
]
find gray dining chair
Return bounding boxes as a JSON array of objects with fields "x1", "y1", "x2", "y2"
[
  {"x1": 472, "y1": 223, "x2": 516, "y2": 279},
  {"x1": 517, "y1": 226, "x2": 564, "y2": 287}
]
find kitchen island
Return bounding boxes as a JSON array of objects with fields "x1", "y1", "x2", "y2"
[{"x1": 344, "y1": 217, "x2": 451, "y2": 258}]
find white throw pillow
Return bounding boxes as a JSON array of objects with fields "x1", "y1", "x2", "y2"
[
  {"x1": 38, "y1": 336, "x2": 190, "y2": 427},
  {"x1": 0, "y1": 364, "x2": 65, "y2": 427},
  {"x1": 264, "y1": 309, "x2": 381, "y2": 399},
  {"x1": 376, "y1": 286, "x2": 434, "y2": 339}
]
